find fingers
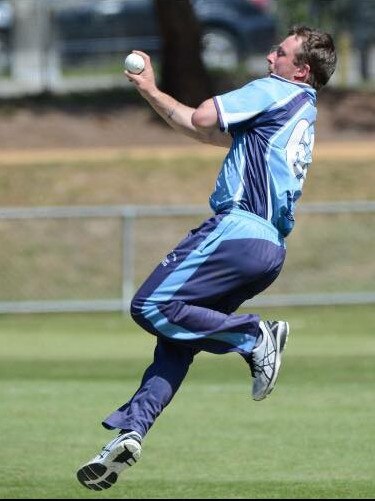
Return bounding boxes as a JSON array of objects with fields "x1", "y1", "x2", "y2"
[
  {"x1": 123, "y1": 50, "x2": 156, "y2": 98},
  {"x1": 123, "y1": 69, "x2": 143, "y2": 83},
  {"x1": 128, "y1": 50, "x2": 151, "y2": 70},
  {"x1": 123, "y1": 51, "x2": 152, "y2": 79},
  {"x1": 124, "y1": 69, "x2": 133, "y2": 82},
  {"x1": 132, "y1": 50, "x2": 150, "y2": 62},
  {"x1": 124, "y1": 50, "x2": 150, "y2": 79}
]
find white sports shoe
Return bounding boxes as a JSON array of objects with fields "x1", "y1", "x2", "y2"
[
  {"x1": 77, "y1": 431, "x2": 142, "y2": 491},
  {"x1": 249, "y1": 320, "x2": 290, "y2": 401}
]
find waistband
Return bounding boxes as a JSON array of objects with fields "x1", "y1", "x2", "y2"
[{"x1": 220, "y1": 208, "x2": 285, "y2": 247}]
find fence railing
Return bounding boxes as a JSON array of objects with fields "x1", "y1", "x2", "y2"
[{"x1": 0, "y1": 201, "x2": 374, "y2": 314}]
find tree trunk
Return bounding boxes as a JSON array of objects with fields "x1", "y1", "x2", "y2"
[{"x1": 154, "y1": 0, "x2": 213, "y2": 107}]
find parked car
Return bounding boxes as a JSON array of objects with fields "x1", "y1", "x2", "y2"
[
  {"x1": 55, "y1": 0, "x2": 277, "y2": 69},
  {"x1": 0, "y1": 0, "x2": 277, "y2": 71}
]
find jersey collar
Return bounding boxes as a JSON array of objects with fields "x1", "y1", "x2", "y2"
[{"x1": 270, "y1": 73, "x2": 312, "y2": 89}]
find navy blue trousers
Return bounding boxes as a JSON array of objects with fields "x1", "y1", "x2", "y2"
[{"x1": 103, "y1": 209, "x2": 286, "y2": 437}]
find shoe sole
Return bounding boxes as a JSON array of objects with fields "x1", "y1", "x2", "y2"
[
  {"x1": 77, "y1": 462, "x2": 118, "y2": 491},
  {"x1": 77, "y1": 439, "x2": 141, "y2": 491},
  {"x1": 253, "y1": 321, "x2": 290, "y2": 401}
]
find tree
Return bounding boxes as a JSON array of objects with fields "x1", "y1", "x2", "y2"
[
  {"x1": 154, "y1": 0, "x2": 213, "y2": 107},
  {"x1": 276, "y1": 0, "x2": 374, "y2": 83}
]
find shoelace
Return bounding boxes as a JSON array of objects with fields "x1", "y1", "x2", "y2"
[{"x1": 249, "y1": 340, "x2": 276, "y2": 379}]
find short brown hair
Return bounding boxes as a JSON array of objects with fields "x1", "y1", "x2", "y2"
[{"x1": 288, "y1": 25, "x2": 337, "y2": 90}]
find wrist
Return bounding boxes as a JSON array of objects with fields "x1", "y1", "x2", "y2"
[{"x1": 142, "y1": 85, "x2": 160, "y2": 102}]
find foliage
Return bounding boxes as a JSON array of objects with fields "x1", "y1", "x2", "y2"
[{"x1": 277, "y1": 0, "x2": 360, "y2": 36}]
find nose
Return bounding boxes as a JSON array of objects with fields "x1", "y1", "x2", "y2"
[
  {"x1": 267, "y1": 52, "x2": 274, "y2": 64},
  {"x1": 267, "y1": 45, "x2": 277, "y2": 63}
]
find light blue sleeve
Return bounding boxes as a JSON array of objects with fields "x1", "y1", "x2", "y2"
[{"x1": 214, "y1": 76, "x2": 301, "y2": 134}]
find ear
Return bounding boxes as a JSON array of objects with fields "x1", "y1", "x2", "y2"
[{"x1": 295, "y1": 63, "x2": 310, "y2": 83}]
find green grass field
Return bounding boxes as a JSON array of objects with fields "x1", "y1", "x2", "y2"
[{"x1": 1, "y1": 305, "x2": 374, "y2": 499}]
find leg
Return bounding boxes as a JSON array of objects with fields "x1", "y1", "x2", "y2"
[
  {"x1": 102, "y1": 337, "x2": 199, "y2": 437},
  {"x1": 76, "y1": 211, "x2": 287, "y2": 491},
  {"x1": 77, "y1": 339, "x2": 199, "y2": 491}
]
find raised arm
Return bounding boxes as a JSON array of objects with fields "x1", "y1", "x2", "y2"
[{"x1": 124, "y1": 51, "x2": 231, "y2": 148}]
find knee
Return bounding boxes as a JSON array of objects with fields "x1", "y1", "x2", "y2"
[
  {"x1": 130, "y1": 294, "x2": 162, "y2": 337},
  {"x1": 130, "y1": 293, "x2": 160, "y2": 326},
  {"x1": 130, "y1": 294, "x2": 144, "y2": 325}
]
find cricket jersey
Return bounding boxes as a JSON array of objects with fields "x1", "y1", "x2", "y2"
[{"x1": 213, "y1": 74, "x2": 317, "y2": 237}]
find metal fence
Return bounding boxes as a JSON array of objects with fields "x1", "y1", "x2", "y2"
[{"x1": 0, "y1": 201, "x2": 374, "y2": 314}]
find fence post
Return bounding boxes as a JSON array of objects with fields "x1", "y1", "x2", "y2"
[
  {"x1": 121, "y1": 209, "x2": 136, "y2": 314},
  {"x1": 11, "y1": 0, "x2": 61, "y2": 93}
]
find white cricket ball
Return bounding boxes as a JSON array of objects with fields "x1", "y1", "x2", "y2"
[{"x1": 124, "y1": 53, "x2": 145, "y2": 74}]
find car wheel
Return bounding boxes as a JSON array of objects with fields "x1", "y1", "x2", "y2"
[{"x1": 201, "y1": 28, "x2": 239, "y2": 70}]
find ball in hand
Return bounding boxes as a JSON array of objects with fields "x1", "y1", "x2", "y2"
[{"x1": 124, "y1": 53, "x2": 145, "y2": 74}]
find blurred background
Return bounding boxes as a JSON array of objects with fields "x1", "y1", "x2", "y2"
[
  {"x1": 0, "y1": 0, "x2": 374, "y2": 314},
  {"x1": 0, "y1": 0, "x2": 374, "y2": 95}
]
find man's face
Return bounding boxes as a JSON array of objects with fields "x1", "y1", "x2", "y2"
[{"x1": 267, "y1": 35, "x2": 306, "y2": 82}]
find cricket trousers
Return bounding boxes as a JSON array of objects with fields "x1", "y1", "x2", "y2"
[{"x1": 102, "y1": 208, "x2": 286, "y2": 437}]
